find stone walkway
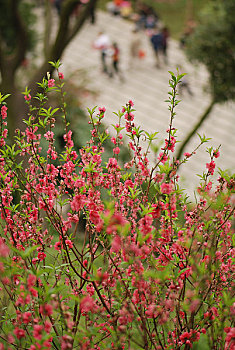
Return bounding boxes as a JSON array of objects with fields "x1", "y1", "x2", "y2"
[{"x1": 60, "y1": 10, "x2": 235, "y2": 197}]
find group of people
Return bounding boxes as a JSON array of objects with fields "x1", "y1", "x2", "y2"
[
  {"x1": 93, "y1": 24, "x2": 170, "y2": 79},
  {"x1": 93, "y1": 32, "x2": 124, "y2": 81},
  {"x1": 134, "y1": 2, "x2": 159, "y2": 30},
  {"x1": 107, "y1": 0, "x2": 132, "y2": 18},
  {"x1": 149, "y1": 26, "x2": 170, "y2": 68},
  {"x1": 133, "y1": 3, "x2": 170, "y2": 69},
  {"x1": 93, "y1": 3, "x2": 193, "y2": 94},
  {"x1": 106, "y1": 0, "x2": 159, "y2": 28}
]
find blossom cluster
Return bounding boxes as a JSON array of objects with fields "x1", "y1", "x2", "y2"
[{"x1": 0, "y1": 71, "x2": 234, "y2": 349}]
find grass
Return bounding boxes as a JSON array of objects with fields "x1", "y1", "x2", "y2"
[
  {"x1": 98, "y1": 0, "x2": 210, "y2": 39},
  {"x1": 149, "y1": 0, "x2": 210, "y2": 39}
]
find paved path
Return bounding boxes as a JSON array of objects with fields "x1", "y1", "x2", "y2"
[{"x1": 59, "y1": 11, "x2": 235, "y2": 197}]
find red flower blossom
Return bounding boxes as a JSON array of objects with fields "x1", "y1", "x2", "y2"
[
  {"x1": 14, "y1": 327, "x2": 26, "y2": 339},
  {"x1": 161, "y1": 182, "x2": 173, "y2": 194},
  {"x1": 206, "y1": 160, "x2": 216, "y2": 175}
]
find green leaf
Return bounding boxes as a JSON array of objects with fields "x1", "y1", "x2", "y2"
[
  {"x1": 192, "y1": 334, "x2": 210, "y2": 350},
  {"x1": 0, "y1": 93, "x2": 11, "y2": 103}
]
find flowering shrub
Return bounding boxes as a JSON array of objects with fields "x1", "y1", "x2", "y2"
[{"x1": 0, "y1": 63, "x2": 234, "y2": 350}]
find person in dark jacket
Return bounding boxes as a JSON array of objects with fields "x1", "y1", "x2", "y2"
[{"x1": 150, "y1": 27, "x2": 163, "y2": 68}]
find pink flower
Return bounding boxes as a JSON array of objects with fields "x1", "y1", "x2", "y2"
[
  {"x1": 184, "y1": 152, "x2": 191, "y2": 158},
  {"x1": 206, "y1": 160, "x2": 216, "y2": 175},
  {"x1": 1, "y1": 105, "x2": 7, "y2": 119},
  {"x1": 113, "y1": 147, "x2": 120, "y2": 154},
  {"x1": 129, "y1": 142, "x2": 135, "y2": 151},
  {"x1": 107, "y1": 158, "x2": 118, "y2": 169},
  {"x1": 158, "y1": 152, "x2": 168, "y2": 164},
  {"x1": 125, "y1": 122, "x2": 132, "y2": 132},
  {"x1": 111, "y1": 137, "x2": 116, "y2": 144},
  {"x1": 180, "y1": 331, "x2": 190, "y2": 342},
  {"x1": 71, "y1": 194, "x2": 85, "y2": 212},
  {"x1": 125, "y1": 112, "x2": 134, "y2": 121},
  {"x1": 14, "y1": 328, "x2": 26, "y2": 339},
  {"x1": 98, "y1": 106, "x2": 106, "y2": 113},
  {"x1": 58, "y1": 72, "x2": 64, "y2": 80},
  {"x1": 27, "y1": 274, "x2": 37, "y2": 287},
  {"x1": 225, "y1": 327, "x2": 235, "y2": 350},
  {"x1": 44, "y1": 320, "x2": 52, "y2": 333},
  {"x1": 54, "y1": 241, "x2": 62, "y2": 251},
  {"x1": 89, "y1": 210, "x2": 101, "y2": 225},
  {"x1": 213, "y1": 149, "x2": 220, "y2": 158},
  {"x1": 165, "y1": 136, "x2": 176, "y2": 152},
  {"x1": 32, "y1": 258, "x2": 38, "y2": 265},
  {"x1": 25, "y1": 126, "x2": 38, "y2": 141},
  {"x1": 0, "y1": 238, "x2": 9, "y2": 257},
  {"x1": 29, "y1": 287, "x2": 38, "y2": 298},
  {"x1": 33, "y1": 324, "x2": 43, "y2": 340},
  {"x1": 128, "y1": 99, "x2": 134, "y2": 106},
  {"x1": 161, "y1": 182, "x2": 173, "y2": 194},
  {"x1": 48, "y1": 79, "x2": 55, "y2": 88},
  {"x1": 111, "y1": 235, "x2": 121, "y2": 253},
  {"x1": 2, "y1": 129, "x2": 7, "y2": 138},
  {"x1": 40, "y1": 303, "x2": 53, "y2": 316},
  {"x1": 139, "y1": 215, "x2": 153, "y2": 236},
  {"x1": 38, "y1": 251, "x2": 46, "y2": 261},
  {"x1": 22, "y1": 312, "x2": 32, "y2": 324},
  {"x1": 80, "y1": 295, "x2": 96, "y2": 313},
  {"x1": 65, "y1": 239, "x2": 73, "y2": 249},
  {"x1": 24, "y1": 94, "x2": 31, "y2": 101}
]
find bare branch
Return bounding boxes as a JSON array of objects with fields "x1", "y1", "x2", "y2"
[
  {"x1": 50, "y1": 0, "x2": 97, "y2": 60},
  {"x1": 29, "y1": 0, "x2": 97, "y2": 91},
  {"x1": 66, "y1": 0, "x2": 97, "y2": 43}
]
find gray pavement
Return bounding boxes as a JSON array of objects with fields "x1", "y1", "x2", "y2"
[{"x1": 58, "y1": 11, "x2": 234, "y2": 198}]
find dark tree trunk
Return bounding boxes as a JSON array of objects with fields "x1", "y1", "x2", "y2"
[
  {"x1": 0, "y1": 0, "x2": 98, "y2": 137},
  {"x1": 0, "y1": 64, "x2": 27, "y2": 139}
]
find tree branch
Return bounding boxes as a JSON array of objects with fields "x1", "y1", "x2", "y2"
[
  {"x1": 51, "y1": 0, "x2": 81, "y2": 59},
  {"x1": 66, "y1": 0, "x2": 98, "y2": 43},
  {"x1": 28, "y1": 0, "x2": 97, "y2": 92}
]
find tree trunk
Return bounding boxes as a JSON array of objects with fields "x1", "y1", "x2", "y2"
[
  {"x1": 0, "y1": 66, "x2": 27, "y2": 139},
  {"x1": 176, "y1": 99, "x2": 216, "y2": 160},
  {"x1": 0, "y1": 0, "x2": 97, "y2": 137}
]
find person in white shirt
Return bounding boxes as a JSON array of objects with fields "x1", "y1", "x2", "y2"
[{"x1": 94, "y1": 31, "x2": 112, "y2": 74}]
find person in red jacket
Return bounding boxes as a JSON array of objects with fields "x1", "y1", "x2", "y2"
[
  {"x1": 111, "y1": 42, "x2": 125, "y2": 82},
  {"x1": 161, "y1": 26, "x2": 170, "y2": 64}
]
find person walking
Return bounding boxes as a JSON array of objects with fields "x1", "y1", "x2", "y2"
[
  {"x1": 93, "y1": 31, "x2": 112, "y2": 75},
  {"x1": 161, "y1": 26, "x2": 170, "y2": 64},
  {"x1": 129, "y1": 28, "x2": 143, "y2": 69},
  {"x1": 150, "y1": 26, "x2": 163, "y2": 68},
  {"x1": 110, "y1": 42, "x2": 125, "y2": 82}
]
